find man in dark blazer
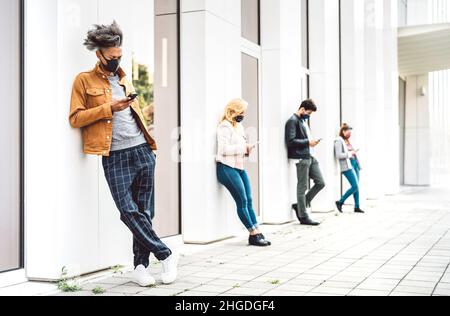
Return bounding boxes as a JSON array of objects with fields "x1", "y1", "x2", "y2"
[{"x1": 285, "y1": 99, "x2": 325, "y2": 226}]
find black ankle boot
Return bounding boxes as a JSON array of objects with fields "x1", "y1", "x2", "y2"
[
  {"x1": 249, "y1": 234, "x2": 271, "y2": 247},
  {"x1": 335, "y1": 201, "x2": 343, "y2": 213},
  {"x1": 299, "y1": 216, "x2": 320, "y2": 226},
  {"x1": 257, "y1": 234, "x2": 271, "y2": 246},
  {"x1": 355, "y1": 208, "x2": 365, "y2": 214}
]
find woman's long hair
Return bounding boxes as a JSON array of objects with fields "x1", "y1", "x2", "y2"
[{"x1": 220, "y1": 98, "x2": 248, "y2": 127}]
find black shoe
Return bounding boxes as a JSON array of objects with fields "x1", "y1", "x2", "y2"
[
  {"x1": 249, "y1": 234, "x2": 271, "y2": 247},
  {"x1": 335, "y1": 201, "x2": 343, "y2": 213},
  {"x1": 355, "y1": 208, "x2": 365, "y2": 214},
  {"x1": 257, "y1": 234, "x2": 272, "y2": 246},
  {"x1": 299, "y1": 217, "x2": 320, "y2": 226}
]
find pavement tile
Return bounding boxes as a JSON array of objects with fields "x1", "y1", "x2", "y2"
[{"x1": 16, "y1": 187, "x2": 449, "y2": 298}]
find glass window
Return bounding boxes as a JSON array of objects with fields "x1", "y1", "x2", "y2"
[
  {"x1": 241, "y1": 53, "x2": 260, "y2": 216},
  {"x1": 301, "y1": 0, "x2": 309, "y2": 68},
  {"x1": 241, "y1": 0, "x2": 260, "y2": 44},
  {"x1": 0, "y1": 0, "x2": 22, "y2": 273},
  {"x1": 99, "y1": 0, "x2": 180, "y2": 237}
]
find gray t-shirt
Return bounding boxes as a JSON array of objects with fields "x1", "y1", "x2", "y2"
[{"x1": 108, "y1": 75, "x2": 147, "y2": 152}]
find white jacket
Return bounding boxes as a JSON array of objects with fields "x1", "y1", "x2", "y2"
[
  {"x1": 334, "y1": 136, "x2": 353, "y2": 172},
  {"x1": 216, "y1": 120, "x2": 247, "y2": 170}
]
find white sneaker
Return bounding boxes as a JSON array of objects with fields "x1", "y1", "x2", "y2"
[
  {"x1": 161, "y1": 253, "x2": 179, "y2": 284},
  {"x1": 132, "y1": 265, "x2": 156, "y2": 287}
]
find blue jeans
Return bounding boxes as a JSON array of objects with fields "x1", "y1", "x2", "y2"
[
  {"x1": 217, "y1": 163, "x2": 259, "y2": 231},
  {"x1": 339, "y1": 159, "x2": 360, "y2": 208}
]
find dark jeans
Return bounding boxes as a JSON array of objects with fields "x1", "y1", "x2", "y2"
[
  {"x1": 296, "y1": 157, "x2": 326, "y2": 218},
  {"x1": 340, "y1": 158, "x2": 360, "y2": 208},
  {"x1": 217, "y1": 163, "x2": 259, "y2": 231},
  {"x1": 102, "y1": 144, "x2": 172, "y2": 267}
]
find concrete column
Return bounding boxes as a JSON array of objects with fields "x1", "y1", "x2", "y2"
[
  {"x1": 404, "y1": 75, "x2": 431, "y2": 186},
  {"x1": 25, "y1": 0, "x2": 134, "y2": 280},
  {"x1": 259, "y1": 0, "x2": 303, "y2": 224},
  {"x1": 180, "y1": 0, "x2": 243, "y2": 243},
  {"x1": 362, "y1": 0, "x2": 386, "y2": 199},
  {"x1": 308, "y1": 0, "x2": 341, "y2": 212},
  {"x1": 341, "y1": 0, "x2": 367, "y2": 205},
  {"x1": 382, "y1": 0, "x2": 400, "y2": 194}
]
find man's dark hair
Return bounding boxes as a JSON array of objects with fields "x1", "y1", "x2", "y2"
[
  {"x1": 84, "y1": 21, "x2": 123, "y2": 51},
  {"x1": 299, "y1": 99, "x2": 317, "y2": 112}
]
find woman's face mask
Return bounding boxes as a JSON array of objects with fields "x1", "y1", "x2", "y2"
[{"x1": 235, "y1": 115, "x2": 245, "y2": 123}]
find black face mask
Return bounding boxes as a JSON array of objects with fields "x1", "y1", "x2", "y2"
[
  {"x1": 100, "y1": 51, "x2": 121, "y2": 73},
  {"x1": 301, "y1": 114, "x2": 310, "y2": 121},
  {"x1": 235, "y1": 115, "x2": 245, "y2": 123}
]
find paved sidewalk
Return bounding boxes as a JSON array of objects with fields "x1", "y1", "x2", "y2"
[{"x1": 4, "y1": 187, "x2": 450, "y2": 296}]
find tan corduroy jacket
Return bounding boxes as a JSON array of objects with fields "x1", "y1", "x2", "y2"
[{"x1": 69, "y1": 63, "x2": 157, "y2": 156}]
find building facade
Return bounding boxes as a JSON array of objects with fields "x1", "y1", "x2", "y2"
[
  {"x1": 0, "y1": 0, "x2": 419, "y2": 282},
  {"x1": 399, "y1": 0, "x2": 450, "y2": 185}
]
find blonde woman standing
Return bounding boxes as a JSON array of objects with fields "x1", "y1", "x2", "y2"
[{"x1": 216, "y1": 99, "x2": 271, "y2": 247}]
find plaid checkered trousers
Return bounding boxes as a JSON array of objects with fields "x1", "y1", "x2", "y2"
[{"x1": 102, "y1": 143, "x2": 172, "y2": 267}]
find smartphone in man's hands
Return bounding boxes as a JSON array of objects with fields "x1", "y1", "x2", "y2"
[{"x1": 128, "y1": 93, "x2": 139, "y2": 101}]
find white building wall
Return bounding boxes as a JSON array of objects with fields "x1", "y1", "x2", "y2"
[
  {"x1": 407, "y1": 0, "x2": 450, "y2": 25},
  {"x1": 24, "y1": 0, "x2": 185, "y2": 280},
  {"x1": 430, "y1": 70, "x2": 450, "y2": 186},
  {"x1": 404, "y1": 75, "x2": 431, "y2": 186},
  {"x1": 341, "y1": 0, "x2": 367, "y2": 204},
  {"x1": 425, "y1": 0, "x2": 450, "y2": 186},
  {"x1": 428, "y1": 0, "x2": 450, "y2": 186},
  {"x1": 362, "y1": 0, "x2": 387, "y2": 199},
  {"x1": 25, "y1": 0, "x2": 133, "y2": 280},
  {"x1": 341, "y1": 0, "x2": 400, "y2": 204},
  {"x1": 382, "y1": 0, "x2": 400, "y2": 194},
  {"x1": 308, "y1": 0, "x2": 341, "y2": 213},
  {"x1": 180, "y1": 0, "x2": 244, "y2": 243},
  {"x1": 403, "y1": 0, "x2": 450, "y2": 186},
  {"x1": 259, "y1": 0, "x2": 303, "y2": 224},
  {"x1": 181, "y1": 0, "x2": 305, "y2": 241}
]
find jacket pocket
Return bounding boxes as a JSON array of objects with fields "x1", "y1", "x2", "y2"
[
  {"x1": 86, "y1": 88, "x2": 106, "y2": 109},
  {"x1": 86, "y1": 88, "x2": 105, "y2": 96}
]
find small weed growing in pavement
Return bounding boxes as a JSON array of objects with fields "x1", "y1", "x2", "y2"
[
  {"x1": 111, "y1": 265, "x2": 125, "y2": 274},
  {"x1": 233, "y1": 284, "x2": 241, "y2": 288},
  {"x1": 92, "y1": 287, "x2": 106, "y2": 295},
  {"x1": 147, "y1": 284, "x2": 157, "y2": 288},
  {"x1": 57, "y1": 267, "x2": 82, "y2": 293},
  {"x1": 269, "y1": 280, "x2": 280, "y2": 285}
]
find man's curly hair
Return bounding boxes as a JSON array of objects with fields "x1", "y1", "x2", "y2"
[{"x1": 84, "y1": 21, "x2": 123, "y2": 51}]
